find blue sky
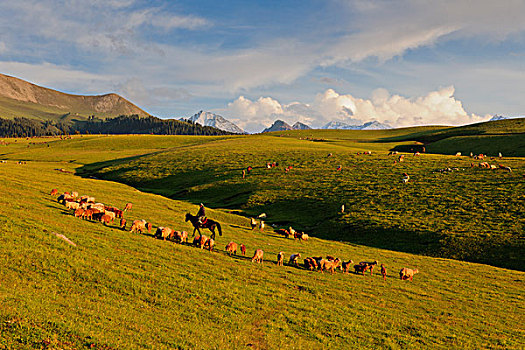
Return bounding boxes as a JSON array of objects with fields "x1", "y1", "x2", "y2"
[{"x1": 0, "y1": 0, "x2": 524, "y2": 132}]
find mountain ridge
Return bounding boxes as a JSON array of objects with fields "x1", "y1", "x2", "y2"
[
  {"x1": 0, "y1": 73, "x2": 148, "y2": 120},
  {"x1": 187, "y1": 111, "x2": 245, "y2": 134}
]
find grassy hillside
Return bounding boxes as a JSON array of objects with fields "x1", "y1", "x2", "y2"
[
  {"x1": 382, "y1": 118, "x2": 525, "y2": 156},
  {"x1": 0, "y1": 145, "x2": 523, "y2": 349},
  {"x1": 46, "y1": 133, "x2": 521, "y2": 271},
  {"x1": 0, "y1": 73, "x2": 148, "y2": 121}
]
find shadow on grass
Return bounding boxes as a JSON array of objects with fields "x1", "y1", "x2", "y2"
[{"x1": 75, "y1": 157, "x2": 524, "y2": 271}]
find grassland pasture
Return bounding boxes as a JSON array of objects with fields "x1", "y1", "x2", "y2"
[
  {"x1": 0, "y1": 126, "x2": 524, "y2": 349},
  {"x1": 81, "y1": 132, "x2": 525, "y2": 271}
]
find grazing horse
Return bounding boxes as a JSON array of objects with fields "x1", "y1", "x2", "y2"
[{"x1": 185, "y1": 213, "x2": 222, "y2": 240}]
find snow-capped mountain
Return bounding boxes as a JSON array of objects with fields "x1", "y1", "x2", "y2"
[
  {"x1": 359, "y1": 121, "x2": 391, "y2": 130},
  {"x1": 489, "y1": 115, "x2": 507, "y2": 121},
  {"x1": 188, "y1": 111, "x2": 245, "y2": 134},
  {"x1": 262, "y1": 120, "x2": 292, "y2": 133},
  {"x1": 292, "y1": 122, "x2": 311, "y2": 130},
  {"x1": 322, "y1": 120, "x2": 391, "y2": 130}
]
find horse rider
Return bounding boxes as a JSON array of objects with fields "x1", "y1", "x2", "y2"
[{"x1": 196, "y1": 203, "x2": 206, "y2": 225}]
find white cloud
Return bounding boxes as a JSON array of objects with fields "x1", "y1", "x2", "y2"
[
  {"x1": 325, "y1": 0, "x2": 525, "y2": 65},
  {"x1": 0, "y1": 61, "x2": 116, "y2": 92},
  {"x1": 222, "y1": 87, "x2": 489, "y2": 133}
]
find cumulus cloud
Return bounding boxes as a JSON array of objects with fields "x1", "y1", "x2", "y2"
[{"x1": 222, "y1": 87, "x2": 488, "y2": 133}]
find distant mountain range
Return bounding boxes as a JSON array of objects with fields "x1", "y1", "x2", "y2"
[
  {"x1": 0, "y1": 73, "x2": 148, "y2": 121},
  {"x1": 261, "y1": 119, "x2": 391, "y2": 132},
  {"x1": 489, "y1": 115, "x2": 525, "y2": 121},
  {"x1": 322, "y1": 120, "x2": 391, "y2": 130},
  {"x1": 261, "y1": 120, "x2": 313, "y2": 133},
  {"x1": 187, "y1": 111, "x2": 245, "y2": 134}
]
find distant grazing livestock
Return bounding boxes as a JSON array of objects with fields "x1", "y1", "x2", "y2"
[
  {"x1": 498, "y1": 152, "x2": 502, "y2": 158},
  {"x1": 354, "y1": 264, "x2": 372, "y2": 275},
  {"x1": 327, "y1": 153, "x2": 333, "y2": 157},
  {"x1": 204, "y1": 237, "x2": 214, "y2": 251},
  {"x1": 105, "y1": 206, "x2": 123, "y2": 218},
  {"x1": 479, "y1": 162, "x2": 490, "y2": 168},
  {"x1": 414, "y1": 152, "x2": 420, "y2": 156},
  {"x1": 92, "y1": 212, "x2": 104, "y2": 221},
  {"x1": 65, "y1": 201, "x2": 80, "y2": 210},
  {"x1": 104, "y1": 210, "x2": 116, "y2": 221},
  {"x1": 359, "y1": 261, "x2": 378, "y2": 275},
  {"x1": 155, "y1": 227, "x2": 173, "y2": 240},
  {"x1": 340, "y1": 259, "x2": 354, "y2": 273},
  {"x1": 289, "y1": 253, "x2": 301, "y2": 266},
  {"x1": 276, "y1": 229, "x2": 290, "y2": 238},
  {"x1": 499, "y1": 164, "x2": 512, "y2": 172},
  {"x1": 293, "y1": 231, "x2": 303, "y2": 240},
  {"x1": 381, "y1": 264, "x2": 387, "y2": 281},
  {"x1": 82, "y1": 208, "x2": 94, "y2": 220},
  {"x1": 320, "y1": 258, "x2": 341, "y2": 274},
  {"x1": 398, "y1": 155, "x2": 404, "y2": 162},
  {"x1": 402, "y1": 173, "x2": 410, "y2": 183},
  {"x1": 251, "y1": 249, "x2": 264, "y2": 263},
  {"x1": 74, "y1": 208, "x2": 84, "y2": 218},
  {"x1": 225, "y1": 242, "x2": 238, "y2": 256},
  {"x1": 304, "y1": 257, "x2": 318, "y2": 270},
  {"x1": 172, "y1": 231, "x2": 188, "y2": 243},
  {"x1": 455, "y1": 152, "x2": 462, "y2": 156},
  {"x1": 240, "y1": 244, "x2": 246, "y2": 256},
  {"x1": 120, "y1": 218, "x2": 127, "y2": 230},
  {"x1": 100, "y1": 214, "x2": 114, "y2": 225},
  {"x1": 57, "y1": 193, "x2": 72, "y2": 203},
  {"x1": 130, "y1": 220, "x2": 150, "y2": 234},
  {"x1": 250, "y1": 218, "x2": 257, "y2": 230},
  {"x1": 277, "y1": 252, "x2": 284, "y2": 266},
  {"x1": 388, "y1": 151, "x2": 399, "y2": 156},
  {"x1": 259, "y1": 220, "x2": 265, "y2": 231},
  {"x1": 300, "y1": 233, "x2": 309, "y2": 241},
  {"x1": 50, "y1": 188, "x2": 59, "y2": 196},
  {"x1": 123, "y1": 203, "x2": 133, "y2": 212},
  {"x1": 193, "y1": 235, "x2": 208, "y2": 249},
  {"x1": 399, "y1": 268, "x2": 419, "y2": 281},
  {"x1": 71, "y1": 192, "x2": 78, "y2": 198}
]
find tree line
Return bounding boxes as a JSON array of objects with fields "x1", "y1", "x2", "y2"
[{"x1": 0, "y1": 115, "x2": 233, "y2": 137}]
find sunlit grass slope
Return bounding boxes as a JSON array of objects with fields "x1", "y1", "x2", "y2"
[
  {"x1": 380, "y1": 118, "x2": 525, "y2": 156},
  {"x1": 0, "y1": 157, "x2": 524, "y2": 349},
  {"x1": 71, "y1": 133, "x2": 525, "y2": 271}
]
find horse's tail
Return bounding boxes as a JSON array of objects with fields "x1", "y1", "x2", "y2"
[{"x1": 217, "y1": 222, "x2": 222, "y2": 236}]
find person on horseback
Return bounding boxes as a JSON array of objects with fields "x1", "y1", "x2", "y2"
[{"x1": 196, "y1": 203, "x2": 206, "y2": 225}]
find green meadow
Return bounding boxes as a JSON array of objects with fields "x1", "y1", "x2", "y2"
[
  {"x1": 74, "y1": 128, "x2": 524, "y2": 270},
  {"x1": 0, "y1": 126, "x2": 524, "y2": 349}
]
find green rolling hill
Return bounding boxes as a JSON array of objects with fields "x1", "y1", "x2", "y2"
[{"x1": 0, "y1": 135, "x2": 523, "y2": 349}]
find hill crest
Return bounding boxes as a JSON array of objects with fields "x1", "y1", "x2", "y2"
[{"x1": 0, "y1": 73, "x2": 148, "y2": 120}]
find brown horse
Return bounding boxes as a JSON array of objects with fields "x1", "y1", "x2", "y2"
[{"x1": 185, "y1": 213, "x2": 222, "y2": 240}]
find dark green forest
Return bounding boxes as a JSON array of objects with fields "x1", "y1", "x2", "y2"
[{"x1": 0, "y1": 115, "x2": 232, "y2": 137}]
